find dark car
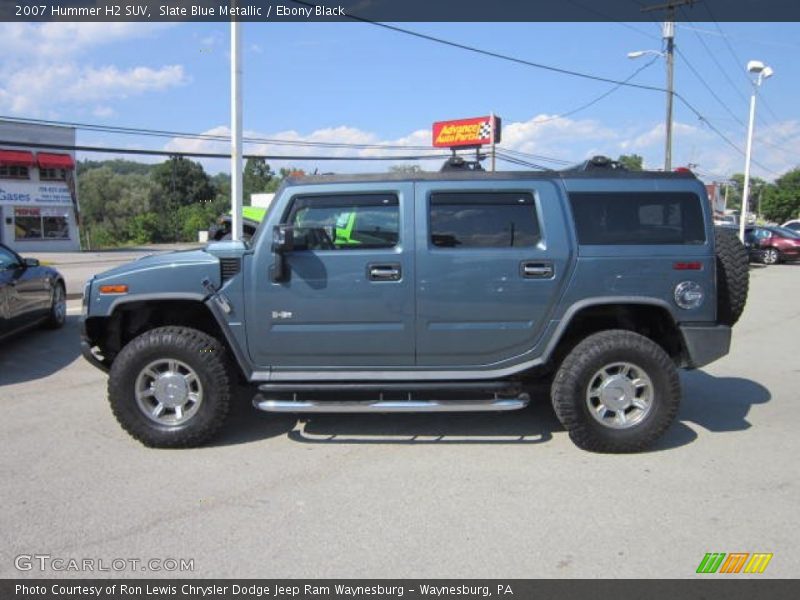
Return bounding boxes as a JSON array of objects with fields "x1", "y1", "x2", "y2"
[
  {"x1": 0, "y1": 243, "x2": 66, "y2": 341},
  {"x1": 747, "y1": 226, "x2": 800, "y2": 264},
  {"x1": 208, "y1": 206, "x2": 266, "y2": 242}
]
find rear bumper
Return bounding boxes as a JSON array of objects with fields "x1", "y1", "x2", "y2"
[{"x1": 680, "y1": 324, "x2": 731, "y2": 368}]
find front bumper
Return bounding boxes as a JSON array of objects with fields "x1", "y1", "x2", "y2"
[{"x1": 680, "y1": 324, "x2": 731, "y2": 368}]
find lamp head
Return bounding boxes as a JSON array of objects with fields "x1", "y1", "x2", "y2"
[
  {"x1": 627, "y1": 51, "x2": 645, "y2": 59},
  {"x1": 747, "y1": 60, "x2": 766, "y2": 74}
]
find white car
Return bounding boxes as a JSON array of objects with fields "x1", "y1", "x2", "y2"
[{"x1": 782, "y1": 219, "x2": 800, "y2": 234}]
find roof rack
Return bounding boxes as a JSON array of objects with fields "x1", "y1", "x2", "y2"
[{"x1": 561, "y1": 155, "x2": 628, "y2": 172}]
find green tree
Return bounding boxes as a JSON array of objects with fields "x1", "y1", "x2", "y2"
[
  {"x1": 617, "y1": 154, "x2": 643, "y2": 171},
  {"x1": 725, "y1": 173, "x2": 767, "y2": 212},
  {"x1": 78, "y1": 167, "x2": 156, "y2": 247},
  {"x1": 150, "y1": 157, "x2": 216, "y2": 241},
  {"x1": 760, "y1": 167, "x2": 800, "y2": 223},
  {"x1": 242, "y1": 158, "x2": 274, "y2": 204}
]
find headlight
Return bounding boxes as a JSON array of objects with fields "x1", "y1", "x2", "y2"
[{"x1": 674, "y1": 281, "x2": 704, "y2": 309}]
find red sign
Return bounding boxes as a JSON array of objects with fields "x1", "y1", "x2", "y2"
[{"x1": 432, "y1": 115, "x2": 501, "y2": 148}]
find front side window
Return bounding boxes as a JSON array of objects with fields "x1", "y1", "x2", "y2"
[
  {"x1": 429, "y1": 192, "x2": 540, "y2": 248},
  {"x1": 288, "y1": 194, "x2": 399, "y2": 250},
  {"x1": 0, "y1": 246, "x2": 20, "y2": 270},
  {"x1": 569, "y1": 192, "x2": 706, "y2": 245}
]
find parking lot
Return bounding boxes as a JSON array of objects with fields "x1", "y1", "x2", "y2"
[{"x1": 1, "y1": 263, "x2": 798, "y2": 579}]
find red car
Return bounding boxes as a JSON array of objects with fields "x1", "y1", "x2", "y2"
[{"x1": 750, "y1": 226, "x2": 800, "y2": 264}]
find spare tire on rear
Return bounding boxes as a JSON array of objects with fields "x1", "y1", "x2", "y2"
[{"x1": 714, "y1": 227, "x2": 749, "y2": 326}]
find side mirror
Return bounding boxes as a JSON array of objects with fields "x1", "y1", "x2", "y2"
[
  {"x1": 272, "y1": 224, "x2": 294, "y2": 253},
  {"x1": 23, "y1": 257, "x2": 40, "y2": 268}
]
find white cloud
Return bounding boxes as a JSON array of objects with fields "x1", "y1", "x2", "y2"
[{"x1": 0, "y1": 23, "x2": 185, "y2": 117}]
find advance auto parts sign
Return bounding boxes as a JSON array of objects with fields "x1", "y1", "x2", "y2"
[{"x1": 432, "y1": 115, "x2": 502, "y2": 148}]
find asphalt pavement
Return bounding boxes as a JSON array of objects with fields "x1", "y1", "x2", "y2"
[{"x1": 0, "y1": 264, "x2": 798, "y2": 578}]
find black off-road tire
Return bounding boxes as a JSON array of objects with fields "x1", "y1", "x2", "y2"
[
  {"x1": 714, "y1": 227, "x2": 749, "y2": 326},
  {"x1": 108, "y1": 326, "x2": 231, "y2": 448},
  {"x1": 551, "y1": 330, "x2": 681, "y2": 453},
  {"x1": 43, "y1": 281, "x2": 66, "y2": 329}
]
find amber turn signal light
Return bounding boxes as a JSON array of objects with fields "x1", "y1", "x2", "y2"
[{"x1": 98, "y1": 284, "x2": 129, "y2": 294}]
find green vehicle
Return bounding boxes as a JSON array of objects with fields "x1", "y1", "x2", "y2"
[{"x1": 209, "y1": 206, "x2": 268, "y2": 242}]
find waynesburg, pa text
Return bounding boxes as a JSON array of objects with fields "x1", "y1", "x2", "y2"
[{"x1": 16, "y1": 584, "x2": 515, "y2": 598}]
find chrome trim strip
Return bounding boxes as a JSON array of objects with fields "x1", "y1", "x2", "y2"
[{"x1": 253, "y1": 394, "x2": 530, "y2": 413}]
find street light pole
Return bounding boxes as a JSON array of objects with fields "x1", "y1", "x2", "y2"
[
  {"x1": 739, "y1": 61, "x2": 773, "y2": 243},
  {"x1": 663, "y1": 20, "x2": 674, "y2": 171},
  {"x1": 230, "y1": 18, "x2": 243, "y2": 242}
]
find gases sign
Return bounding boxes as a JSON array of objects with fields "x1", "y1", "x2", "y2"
[{"x1": 432, "y1": 115, "x2": 501, "y2": 148}]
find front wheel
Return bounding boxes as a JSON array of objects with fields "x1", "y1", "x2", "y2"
[
  {"x1": 108, "y1": 326, "x2": 231, "y2": 448},
  {"x1": 551, "y1": 330, "x2": 680, "y2": 453},
  {"x1": 44, "y1": 282, "x2": 66, "y2": 329},
  {"x1": 762, "y1": 247, "x2": 780, "y2": 265}
]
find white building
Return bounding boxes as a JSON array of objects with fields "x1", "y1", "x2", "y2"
[{"x1": 0, "y1": 120, "x2": 80, "y2": 252}]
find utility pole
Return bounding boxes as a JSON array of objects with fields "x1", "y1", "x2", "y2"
[
  {"x1": 490, "y1": 112, "x2": 496, "y2": 172},
  {"x1": 230, "y1": 16, "x2": 243, "y2": 242},
  {"x1": 641, "y1": 0, "x2": 696, "y2": 171}
]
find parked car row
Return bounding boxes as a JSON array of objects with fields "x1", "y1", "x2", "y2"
[{"x1": 724, "y1": 224, "x2": 800, "y2": 265}]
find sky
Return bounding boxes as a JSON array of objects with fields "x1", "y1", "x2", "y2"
[{"x1": 0, "y1": 20, "x2": 798, "y2": 182}]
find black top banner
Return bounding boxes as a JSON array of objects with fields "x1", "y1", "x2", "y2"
[{"x1": 2, "y1": 0, "x2": 800, "y2": 22}]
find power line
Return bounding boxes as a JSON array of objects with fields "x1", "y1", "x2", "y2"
[
  {"x1": 0, "y1": 139, "x2": 451, "y2": 162},
  {"x1": 312, "y1": 10, "x2": 775, "y2": 173},
  {"x1": 674, "y1": 47, "x2": 745, "y2": 129},
  {"x1": 505, "y1": 55, "x2": 660, "y2": 127},
  {"x1": 0, "y1": 115, "x2": 439, "y2": 151}
]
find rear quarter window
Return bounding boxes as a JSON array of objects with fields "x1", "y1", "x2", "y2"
[{"x1": 569, "y1": 192, "x2": 706, "y2": 245}]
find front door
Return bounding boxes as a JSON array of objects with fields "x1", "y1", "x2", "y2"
[
  {"x1": 414, "y1": 180, "x2": 571, "y2": 368},
  {"x1": 247, "y1": 183, "x2": 415, "y2": 370}
]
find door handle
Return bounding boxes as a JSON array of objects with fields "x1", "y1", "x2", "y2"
[
  {"x1": 521, "y1": 261, "x2": 554, "y2": 279},
  {"x1": 368, "y1": 263, "x2": 401, "y2": 282}
]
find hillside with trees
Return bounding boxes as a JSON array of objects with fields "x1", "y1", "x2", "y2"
[{"x1": 77, "y1": 157, "x2": 299, "y2": 248}]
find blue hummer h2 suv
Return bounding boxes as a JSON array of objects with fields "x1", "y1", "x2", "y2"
[{"x1": 81, "y1": 159, "x2": 749, "y2": 452}]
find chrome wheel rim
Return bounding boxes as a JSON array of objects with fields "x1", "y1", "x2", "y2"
[
  {"x1": 135, "y1": 359, "x2": 203, "y2": 425},
  {"x1": 585, "y1": 362, "x2": 653, "y2": 429},
  {"x1": 764, "y1": 249, "x2": 778, "y2": 264},
  {"x1": 52, "y1": 285, "x2": 66, "y2": 323}
]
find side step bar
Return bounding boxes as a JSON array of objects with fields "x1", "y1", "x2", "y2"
[
  {"x1": 258, "y1": 381, "x2": 521, "y2": 393},
  {"x1": 253, "y1": 394, "x2": 530, "y2": 414}
]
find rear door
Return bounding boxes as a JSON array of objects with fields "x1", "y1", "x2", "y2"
[
  {"x1": 247, "y1": 183, "x2": 416, "y2": 370},
  {"x1": 414, "y1": 180, "x2": 571, "y2": 367}
]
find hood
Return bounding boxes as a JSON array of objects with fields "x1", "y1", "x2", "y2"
[{"x1": 94, "y1": 249, "x2": 218, "y2": 281}]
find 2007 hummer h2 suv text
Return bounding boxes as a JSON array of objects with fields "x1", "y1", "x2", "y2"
[{"x1": 81, "y1": 159, "x2": 749, "y2": 452}]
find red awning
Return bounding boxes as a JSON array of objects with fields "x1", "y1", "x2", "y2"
[
  {"x1": 0, "y1": 149, "x2": 35, "y2": 167},
  {"x1": 37, "y1": 153, "x2": 75, "y2": 170}
]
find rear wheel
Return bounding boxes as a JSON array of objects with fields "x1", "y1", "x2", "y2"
[
  {"x1": 551, "y1": 330, "x2": 680, "y2": 453},
  {"x1": 108, "y1": 326, "x2": 231, "y2": 448}
]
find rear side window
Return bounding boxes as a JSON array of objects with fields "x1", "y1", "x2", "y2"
[
  {"x1": 288, "y1": 194, "x2": 399, "y2": 250},
  {"x1": 429, "y1": 192, "x2": 540, "y2": 248},
  {"x1": 569, "y1": 192, "x2": 706, "y2": 245}
]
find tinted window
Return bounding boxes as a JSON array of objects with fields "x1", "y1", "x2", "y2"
[
  {"x1": 429, "y1": 192, "x2": 540, "y2": 248},
  {"x1": 288, "y1": 194, "x2": 399, "y2": 250},
  {"x1": 569, "y1": 192, "x2": 705, "y2": 245}
]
